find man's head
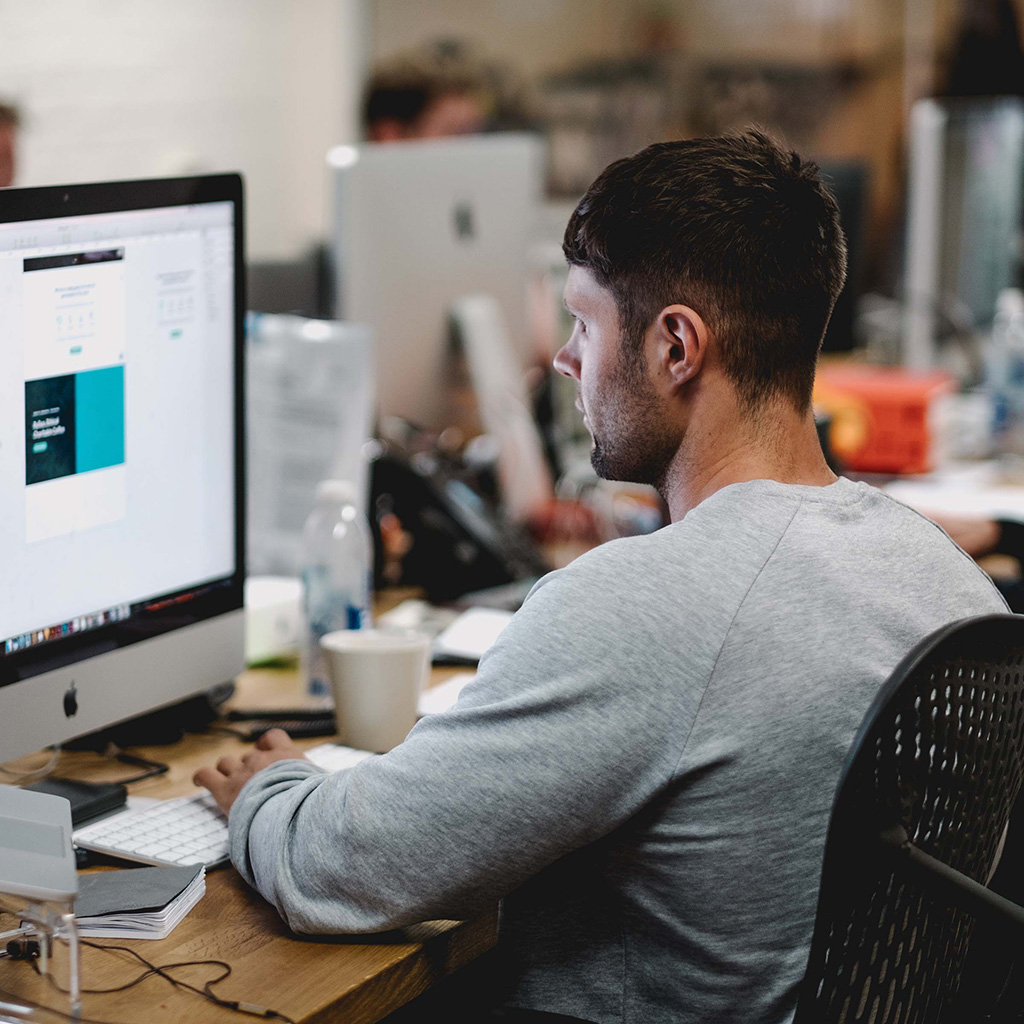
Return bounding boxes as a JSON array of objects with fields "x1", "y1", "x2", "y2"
[
  {"x1": 364, "y1": 47, "x2": 487, "y2": 143},
  {"x1": 556, "y1": 130, "x2": 847, "y2": 487},
  {"x1": 0, "y1": 103, "x2": 20, "y2": 188}
]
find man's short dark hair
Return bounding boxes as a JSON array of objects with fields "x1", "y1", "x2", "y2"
[{"x1": 563, "y1": 130, "x2": 847, "y2": 414}]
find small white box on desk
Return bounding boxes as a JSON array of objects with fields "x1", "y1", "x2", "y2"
[{"x1": 245, "y1": 576, "x2": 303, "y2": 664}]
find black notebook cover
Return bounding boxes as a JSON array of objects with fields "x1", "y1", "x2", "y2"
[{"x1": 75, "y1": 864, "x2": 202, "y2": 918}]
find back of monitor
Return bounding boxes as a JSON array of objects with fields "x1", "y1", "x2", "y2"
[{"x1": 329, "y1": 133, "x2": 544, "y2": 431}]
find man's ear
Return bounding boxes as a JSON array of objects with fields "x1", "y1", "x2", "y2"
[{"x1": 653, "y1": 305, "x2": 709, "y2": 394}]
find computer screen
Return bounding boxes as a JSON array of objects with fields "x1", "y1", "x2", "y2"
[{"x1": 0, "y1": 175, "x2": 245, "y2": 761}]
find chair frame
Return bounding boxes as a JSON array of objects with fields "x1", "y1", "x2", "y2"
[{"x1": 795, "y1": 613, "x2": 1024, "y2": 1023}]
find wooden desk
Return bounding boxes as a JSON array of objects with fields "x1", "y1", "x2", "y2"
[{"x1": 0, "y1": 664, "x2": 497, "y2": 1024}]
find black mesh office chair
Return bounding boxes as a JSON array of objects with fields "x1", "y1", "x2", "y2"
[{"x1": 795, "y1": 613, "x2": 1024, "y2": 1023}]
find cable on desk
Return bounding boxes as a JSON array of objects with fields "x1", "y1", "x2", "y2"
[
  {"x1": 101, "y1": 745, "x2": 169, "y2": 784},
  {"x1": 0, "y1": 745, "x2": 61, "y2": 782},
  {"x1": 0, "y1": 743, "x2": 167, "y2": 787},
  {"x1": 25, "y1": 939, "x2": 297, "y2": 1023}
]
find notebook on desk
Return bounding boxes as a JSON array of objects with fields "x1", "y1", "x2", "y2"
[{"x1": 75, "y1": 864, "x2": 205, "y2": 940}]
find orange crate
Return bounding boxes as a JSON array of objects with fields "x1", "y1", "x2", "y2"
[{"x1": 814, "y1": 365, "x2": 955, "y2": 475}]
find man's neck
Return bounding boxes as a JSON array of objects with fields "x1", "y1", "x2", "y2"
[{"x1": 661, "y1": 400, "x2": 836, "y2": 523}]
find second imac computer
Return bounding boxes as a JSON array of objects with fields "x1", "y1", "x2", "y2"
[
  {"x1": 328, "y1": 133, "x2": 553, "y2": 524},
  {"x1": 328, "y1": 133, "x2": 545, "y2": 432},
  {"x1": 0, "y1": 174, "x2": 246, "y2": 762}
]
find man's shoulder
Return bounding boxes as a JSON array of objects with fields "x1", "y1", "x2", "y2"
[
  {"x1": 556, "y1": 482, "x2": 808, "y2": 576},
  {"x1": 862, "y1": 487, "x2": 1009, "y2": 604},
  {"x1": 526, "y1": 491, "x2": 800, "y2": 617},
  {"x1": 532, "y1": 476, "x2": 1005, "y2": 609},
  {"x1": 540, "y1": 515, "x2": 739, "y2": 586}
]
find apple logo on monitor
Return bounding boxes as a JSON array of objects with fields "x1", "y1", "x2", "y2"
[
  {"x1": 63, "y1": 682, "x2": 78, "y2": 718},
  {"x1": 453, "y1": 202, "x2": 475, "y2": 242}
]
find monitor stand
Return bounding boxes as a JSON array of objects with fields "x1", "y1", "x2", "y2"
[{"x1": 64, "y1": 681, "x2": 235, "y2": 750}]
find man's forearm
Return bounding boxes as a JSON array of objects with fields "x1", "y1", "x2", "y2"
[{"x1": 229, "y1": 759, "x2": 329, "y2": 914}]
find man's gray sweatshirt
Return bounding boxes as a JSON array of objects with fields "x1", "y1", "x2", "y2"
[{"x1": 228, "y1": 477, "x2": 1008, "y2": 1023}]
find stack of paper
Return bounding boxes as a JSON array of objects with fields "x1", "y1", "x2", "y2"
[
  {"x1": 75, "y1": 864, "x2": 205, "y2": 940},
  {"x1": 418, "y1": 672, "x2": 476, "y2": 717},
  {"x1": 305, "y1": 743, "x2": 375, "y2": 773},
  {"x1": 432, "y1": 609, "x2": 514, "y2": 663}
]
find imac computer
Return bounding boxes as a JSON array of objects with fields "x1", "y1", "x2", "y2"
[
  {"x1": 0, "y1": 175, "x2": 246, "y2": 762},
  {"x1": 328, "y1": 133, "x2": 545, "y2": 432}
]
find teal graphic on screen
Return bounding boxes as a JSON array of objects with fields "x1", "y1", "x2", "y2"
[{"x1": 25, "y1": 365, "x2": 125, "y2": 485}]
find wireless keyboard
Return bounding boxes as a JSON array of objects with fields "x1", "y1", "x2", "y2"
[
  {"x1": 73, "y1": 744, "x2": 374, "y2": 867},
  {"x1": 74, "y1": 791, "x2": 229, "y2": 868}
]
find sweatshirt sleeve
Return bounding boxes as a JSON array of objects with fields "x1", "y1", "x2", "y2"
[{"x1": 227, "y1": 549, "x2": 709, "y2": 935}]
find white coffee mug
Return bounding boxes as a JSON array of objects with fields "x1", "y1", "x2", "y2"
[{"x1": 320, "y1": 629, "x2": 431, "y2": 752}]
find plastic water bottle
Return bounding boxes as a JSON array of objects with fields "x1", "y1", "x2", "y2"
[
  {"x1": 300, "y1": 479, "x2": 373, "y2": 696},
  {"x1": 986, "y1": 288, "x2": 1024, "y2": 452}
]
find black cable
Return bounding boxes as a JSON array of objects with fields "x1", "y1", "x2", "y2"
[
  {"x1": 2, "y1": 906, "x2": 294, "y2": 1023},
  {"x1": 0, "y1": 746, "x2": 168, "y2": 790},
  {"x1": 104, "y1": 748, "x2": 169, "y2": 785},
  {"x1": 33, "y1": 943, "x2": 230, "y2": 996},
  {"x1": 0, "y1": 744, "x2": 62, "y2": 781},
  {"x1": 24, "y1": 939, "x2": 297, "y2": 1023}
]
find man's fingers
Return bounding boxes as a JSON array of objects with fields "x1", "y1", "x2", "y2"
[
  {"x1": 256, "y1": 728, "x2": 293, "y2": 750},
  {"x1": 241, "y1": 749, "x2": 270, "y2": 770},
  {"x1": 193, "y1": 766, "x2": 222, "y2": 789},
  {"x1": 194, "y1": 730, "x2": 306, "y2": 811}
]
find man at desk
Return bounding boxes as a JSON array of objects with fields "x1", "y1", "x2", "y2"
[{"x1": 196, "y1": 131, "x2": 1007, "y2": 1024}]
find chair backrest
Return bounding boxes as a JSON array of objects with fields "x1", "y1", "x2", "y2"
[{"x1": 795, "y1": 614, "x2": 1024, "y2": 1024}]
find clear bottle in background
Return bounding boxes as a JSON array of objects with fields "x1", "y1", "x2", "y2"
[
  {"x1": 986, "y1": 287, "x2": 1024, "y2": 453},
  {"x1": 300, "y1": 479, "x2": 374, "y2": 696}
]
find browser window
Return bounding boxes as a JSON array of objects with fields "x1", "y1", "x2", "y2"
[{"x1": 0, "y1": 202, "x2": 235, "y2": 651}]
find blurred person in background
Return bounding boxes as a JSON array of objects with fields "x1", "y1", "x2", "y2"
[
  {"x1": 364, "y1": 39, "x2": 532, "y2": 142},
  {"x1": 0, "y1": 102, "x2": 20, "y2": 188}
]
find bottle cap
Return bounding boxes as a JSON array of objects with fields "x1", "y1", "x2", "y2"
[{"x1": 315, "y1": 479, "x2": 356, "y2": 505}]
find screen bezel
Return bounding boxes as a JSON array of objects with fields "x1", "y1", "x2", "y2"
[{"x1": 0, "y1": 174, "x2": 246, "y2": 689}]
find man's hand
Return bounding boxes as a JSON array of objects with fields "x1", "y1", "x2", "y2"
[{"x1": 193, "y1": 728, "x2": 309, "y2": 814}]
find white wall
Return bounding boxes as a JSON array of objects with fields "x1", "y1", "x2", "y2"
[{"x1": 0, "y1": 0, "x2": 366, "y2": 259}]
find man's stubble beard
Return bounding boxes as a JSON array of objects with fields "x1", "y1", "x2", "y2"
[{"x1": 589, "y1": 358, "x2": 681, "y2": 493}]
